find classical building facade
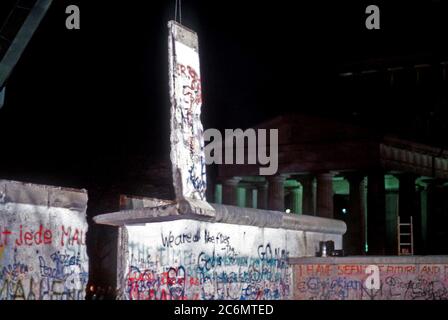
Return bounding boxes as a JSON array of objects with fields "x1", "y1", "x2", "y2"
[{"x1": 212, "y1": 114, "x2": 448, "y2": 256}]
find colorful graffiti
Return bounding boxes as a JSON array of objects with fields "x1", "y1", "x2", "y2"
[
  {"x1": 294, "y1": 263, "x2": 448, "y2": 300},
  {"x1": 123, "y1": 221, "x2": 296, "y2": 300},
  {"x1": 168, "y1": 21, "x2": 207, "y2": 201},
  {"x1": 0, "y1": 205, "x2": 89, "y2": 300}
]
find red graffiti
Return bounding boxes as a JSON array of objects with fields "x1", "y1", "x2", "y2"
[
  {"x1": 0, "y1": 225, "x2": 86, "y2": 249},
  {"x1": 14, "y1": 225, "x2": 52, "y2": 247},
  {"x1": 126, "y1": 266, "x2": 189, "y2": 301},
  {"x1": 176, "y1": 63, "x2": 202, "y2": 106},
  {"x1": 0, "y1": 228, "x2": 12, "y2": 246},
  {"x1": 60, "y1": 226, "x2": 86, "y2": 247}
]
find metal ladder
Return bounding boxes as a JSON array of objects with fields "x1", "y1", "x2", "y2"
[{"x1": 397, "y1": 216, "x2": 414, "y2": 255}]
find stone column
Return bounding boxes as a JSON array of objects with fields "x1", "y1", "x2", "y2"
[
  {"x1": 345, "y1": 174, "x2": 366, "y2": 255},
  {"x1": 245, "y1": 186, "x2": 255, "y2": 208},
  {"x1": 296, "y1": 175, "x2": 315, "y2": 215},
  {"x1": 268, "y1": 175, "x2": 288, "y2": 212},
  {"x1": 222, "y1": 177, "x2": 242, "y2": 206},
  {"x1": 367, "y1": 171, "x2": 387, "y2": 255},
  {"x1": 257, "y1": 182, "x2": 268, "y2": 210},
  {"x1": 316, "y1": 173, "x2": 334, "y2": 219},
  {"x1": 214, "y1": 184, "x2": 223, "y2": 204},
  {"x1": 419, "y1": 181, "x2": 429, "y2": 253},
  {"x1": 291, "y1": 187, "x2": 302, "y2": 214}
]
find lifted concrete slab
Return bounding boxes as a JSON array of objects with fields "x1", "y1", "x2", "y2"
[{"x1": 94, "y1": 199, "x2": 346, "y2": 235}]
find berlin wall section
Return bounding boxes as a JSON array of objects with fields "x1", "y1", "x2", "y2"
[
  {"x1": 0, "y1": 180, "x2": 89, "y2": 300},
  {"x1": 95, "y1": 198, "x2": 346, "y2": 301},
  {"x1": 291, "y1": 256, "x2": 448, "y2": 300}
]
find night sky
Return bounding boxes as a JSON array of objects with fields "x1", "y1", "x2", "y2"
[{"x1": 0, "y1": 0, "x2": 447, "y2": 191}]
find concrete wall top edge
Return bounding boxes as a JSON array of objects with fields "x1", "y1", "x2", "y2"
[
  {"x1": 94, "y1": 198, "x2": 347, "y2": 235},
  {"x1": 211, "y1": 204, "x2": 347, "y2": 235},
  {"x1": 289, "y1": 256, "x2": 448, "y2": 265},
  {"x1": 0, "y1": 179, "x2": 87, "y2": 211}
]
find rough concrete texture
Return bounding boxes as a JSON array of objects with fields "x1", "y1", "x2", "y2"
[
  {"x1": 168, "y1": 21, "x2": 207, "y2": 202},
  {"x1": 94, "y1": 199, "x2": 346, "y2": 235},
  {"x1": 95, "y1": 195, "x2": 345, "y2": 300},
  {"x1": 120, "y1": 195, "x2": 175, "y2": 210},
  {"x1": 94, "y1": 199, "x2": 215, "y2": 226},
  {"x1": 291, "y1": 256, "x2": 448, "y2": 300},
  {"x1": 0, "y1": 180, "x2": 88, "y2": 300},
  {"x1": 121, "y1": 219, "x2": 342, "y2": 301}
]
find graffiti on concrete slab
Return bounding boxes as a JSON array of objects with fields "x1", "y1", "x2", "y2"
[
  {"x1": 0, "y1": 205, "x2": 88, "y2": 300},
  {"x1": 168, "y1": 21, "x2": 207, "y2": 201},
  {"x1": 123, "y1": 220, "x2": 296, "y2": 300},
  {"x1": 294, "y1": 264, "x2": 448, "y2": 300}
]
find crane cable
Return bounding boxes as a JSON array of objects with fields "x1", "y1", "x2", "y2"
[{"x1": 174, "y1": 0, "x2": 182, "y2": 24}]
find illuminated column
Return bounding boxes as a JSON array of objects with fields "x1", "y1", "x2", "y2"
[
  {"x1": 214, "y1": 184, "x2": 222, "y2": 204},
  {"x1": 268, "y1": 175, "x2": 288, "y2": 212},
  {"x1": 345, "y1": 174, "x2": 366, "y2": 255},
  {"x1": 291, "y1": 187, "x2": 302, "y2": 214},
  {"x1": 297, "y1": 175, "x2": 315, "y2": 215},
  {"x1": 236, "y1": 186, "x2": 247, "y2": 207},
  {"x1": 222, "y1": 177, "x2": 242, "y2": 206},
  {"x1": 257, "y1": 182, "x2": 268, "y2": 210},
  {"x1": 367, "y1": 171, "x2": 387, "y2": 255},
  {"x1": 316, "y1": 173, "x2": 334, "y2": 218}
]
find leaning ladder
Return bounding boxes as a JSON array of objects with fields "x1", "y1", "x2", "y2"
[{"x1": 397, "y1": 216, "x2": 414, "y2": 256}]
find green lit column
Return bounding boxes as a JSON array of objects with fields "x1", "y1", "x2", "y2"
[
  {"x1": 236, "y1": 186, "x2": 246, "y2": 208},
  {"x1": 214, "y1": 184, "x2": 222, "y2": 204},
  {"x1": 291, "y1": 187, "x2": 302, "y2": 215}
]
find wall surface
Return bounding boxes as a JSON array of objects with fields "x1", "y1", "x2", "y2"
[
  {"x1": 168, "y1": 21, "x2": 207, "y2": 201},
  {"x1": 292, "y1": 257, "x2": 448, "y2": 300},
  {"x1": 122, "y1": 219, "x2": 341, "y2": 301},
  {"x1": 0, "y1": 180, "x2": 89, "y2": 300}
]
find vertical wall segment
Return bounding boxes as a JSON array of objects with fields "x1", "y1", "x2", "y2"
[{"x1": 168, "y1": 21, "x2": 207, "y2": 201}]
